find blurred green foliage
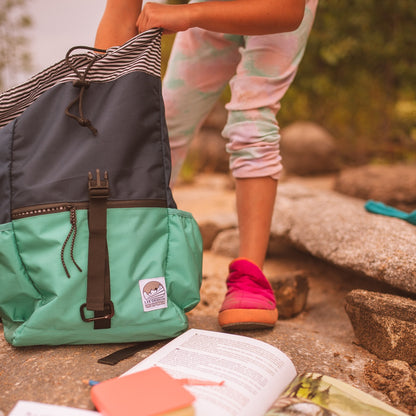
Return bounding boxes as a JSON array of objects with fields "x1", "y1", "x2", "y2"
[
  {"x1": 278, "y1": 0, "x2": 416, "y2": 164},
  {"x1": 163, "y1": 0, "x2": 416, "y2": 164}
]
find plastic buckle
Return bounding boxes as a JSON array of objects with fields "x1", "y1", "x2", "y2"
[
  {"x1": 80, "y1": 301, "x2": 115, "y2": 322},
  {"x1": 88, "y1": 169, "x2": 109, "y2": 198}
]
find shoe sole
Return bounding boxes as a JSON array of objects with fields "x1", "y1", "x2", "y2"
[{"x1": 218, "y1": 308, "x2": 278, "y2": 331}]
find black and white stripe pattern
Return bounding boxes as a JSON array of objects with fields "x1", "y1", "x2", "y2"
[{"x1": 0, "y1": 28, "x2": 162, "y2": 128}]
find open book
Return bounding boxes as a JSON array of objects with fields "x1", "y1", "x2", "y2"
[
  {"x1": 124, "y1": 329, "x2": 407, "y2": 416},
  {"x1": 8, "y1": 329, "x2": 407, "y2": 416}
]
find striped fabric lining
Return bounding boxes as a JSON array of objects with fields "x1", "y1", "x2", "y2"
[{"x1": 0, "y1": 28, "x2": 162, "y2": 128}]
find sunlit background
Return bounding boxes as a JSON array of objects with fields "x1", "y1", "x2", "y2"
[{"x1": 2, "y1": 0, "x2": 105, "y2": 88}]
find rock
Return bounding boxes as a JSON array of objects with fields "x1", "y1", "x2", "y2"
[
  {"x1": 271, "y1": 272, "x2": 309, "y2": 319},
  {"x1": 365, "y1": 359, "x2": 416, "y2": 415},
  {"x1": 211, "y1": 229, "x2": 297, "y2": 259},
  {"x1": 267, "y1": 234, "x2": 296, "y2": 257},
  {"x1": 272, "y1": 183, "x2": 416, "y2": 294},
  {"x1": 334, "y1": 164, "x2": 416, "y2": 211},
  {"x1": 345, "y1": 289, "x2": 416, "y2": 364},
  {"x1": 199, "y1": 222, "x2": 223, "y2": 251},
  {"x1": 211, "y1": 228, "x2": 239, "y2": 258},
  {"x1": 199, "y1": 213, "x2": 237, "y2": 250},
  {"x1": 280, "y1": 121, "x2": 340, "y2": 176},
  {"x1": 187, "y1": 128, "x2": 229, "y2": 174}
]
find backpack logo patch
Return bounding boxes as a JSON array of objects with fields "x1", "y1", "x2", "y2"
[{"x1": 139, "y1": 277, "x2": 168, "y2": 312}]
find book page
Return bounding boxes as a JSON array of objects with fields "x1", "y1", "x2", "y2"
[
  {"x1": 124, "y1": 329, "x2": 297, "y2": 416},
  {"x1": 8, "y1": 401, "x2": 99, "y2": 416},
  {"x1": 267, "y1": 373, "x2": 408, "y2": 416}
]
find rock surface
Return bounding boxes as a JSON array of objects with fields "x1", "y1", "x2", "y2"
[
  {"x1": 271, "y1": 183, "x2": 416, "y2": 294},
  {"x1": 280, "y1": 121, "x2": 340, "y2": 176},
  {"x1": 365, "y1": 359, "x2": 416, "y2": 415},
  {"x1": 271, "y1": 272, "x2": 310, "y2": 319},
  {"x1": 345, "y1": 289, "x2": 416, "y2": 363},
  {"x1": 334, "y1": 164, "x2": 416, "y2": 211},
  {"x1": 198, "y1": 213, "x2": 237, "y2": 250}
]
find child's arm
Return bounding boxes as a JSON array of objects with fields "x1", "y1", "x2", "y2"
[
  {"x1": 95, "y1": 0, "x2": 143, "y2": 49},
  {"x1": 137, "y1": 0, "x2": 306, "y2": 35},
  {"x1": 95, "y1": 0, "x2": 305, "y2": 49}
]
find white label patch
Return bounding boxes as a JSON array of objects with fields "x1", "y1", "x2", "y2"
[{"x1": 139, "y1": 277, "x2": 168, "y2": 312}]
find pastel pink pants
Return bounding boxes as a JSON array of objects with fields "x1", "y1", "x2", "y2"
[{"x1": 162, "y1": 0, "x2": 318, "y2": 181}]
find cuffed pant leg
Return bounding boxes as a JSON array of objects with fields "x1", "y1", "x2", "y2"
[{"x1": 223, "y1": 0, "x2": 318, "y2": 180}]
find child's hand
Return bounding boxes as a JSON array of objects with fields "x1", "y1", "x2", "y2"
[{"x1": 137, "y1": 3, "x2": 192, "y2": 34}]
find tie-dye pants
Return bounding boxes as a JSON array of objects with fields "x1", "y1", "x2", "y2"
[{"x1": 162, "y1": 0, "x2": 318, "y2": 181}]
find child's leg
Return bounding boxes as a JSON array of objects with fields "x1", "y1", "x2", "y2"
[
  {"x1": 162, "y1": 28, "x2": 243, "y2": 182},
  {"x1": 236, "y1": 177, "x2": 277, "y2": 269},
  {"x1": 227, "y1": 0, "x2": 318, "y2": 267},
  {"x1": 219, "y1": 0, "x2": 318, "y2": 329}
]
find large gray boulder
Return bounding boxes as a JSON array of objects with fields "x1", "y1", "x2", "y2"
[
  {"x1": 271, "y1": 183, "x2": 416, "y2": 294},
  {"x1": 280, "y1": 121, "x2": 340, "y2": 176}
]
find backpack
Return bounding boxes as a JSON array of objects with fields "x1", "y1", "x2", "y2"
[{"x1": 0, "y1": 28, "x2": 202, "y2": 346}]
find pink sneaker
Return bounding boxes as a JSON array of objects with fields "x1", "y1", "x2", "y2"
[{"x1": 218, "y1": 258, "x2": 278, "y2": 330}]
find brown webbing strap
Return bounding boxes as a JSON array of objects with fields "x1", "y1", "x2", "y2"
[
  {"x1": 80, "y1": 169, "x2": 114, "y2": 329},
  {"x1": 97, "y1": 340, "x2": 167, "y2": 365}
]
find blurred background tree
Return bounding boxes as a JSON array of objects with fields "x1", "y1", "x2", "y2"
[
  {"x1": 278, "y1": 0, "x2": 416, "y2": 165},
  {"x1": 0, "y1": 0, "x2": 32, "y2": 91}
]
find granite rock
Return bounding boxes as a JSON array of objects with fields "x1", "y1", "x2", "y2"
[
  {"x1": 365, "y1": 359, "x2": 416, "y2": 415},
  {"x1": 345, "y1": 289, "x2": 416, "y2": 364},
  {"x1": 334, "y1": 164, "x2": 416, "y2": 212},
  {"x1": 272, "y1": 183, "x2": 416, "y2": 294},
  {"x1": 211, "y1": 228, "x2": 239, "y2": 258},
  {"x1": 198, "y1": 212, "x2": 237, "y2": 250},
  {"x1": 280, "y1": 121, "x2": 340, "y2": 176}
]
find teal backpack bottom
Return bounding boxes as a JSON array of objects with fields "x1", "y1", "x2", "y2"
[{"x1": 0, "y1": 207, "x2": 202, "y2": 346}]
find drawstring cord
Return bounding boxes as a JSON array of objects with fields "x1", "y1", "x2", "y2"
[
  {"x1": 61, "y1": 206, "x2": 82, "y2": 278},
  {"x1": 64, "y1": 45, "x2": 106, "y2": 136},
  {"x1": 62, "y1": 46, "x2": 107, "y2": 276}
]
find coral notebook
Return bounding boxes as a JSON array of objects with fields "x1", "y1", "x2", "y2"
[{"x1": 91, "y1": 366, "x2": 195, "y2": 416}]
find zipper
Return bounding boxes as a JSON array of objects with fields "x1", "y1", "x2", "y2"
[
  {"x1": 12, "y1": 202, "x2": 88, "y2": 220},
  {"x1": 11, "y1": 199, "x2": 167, "y2": 220}
]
